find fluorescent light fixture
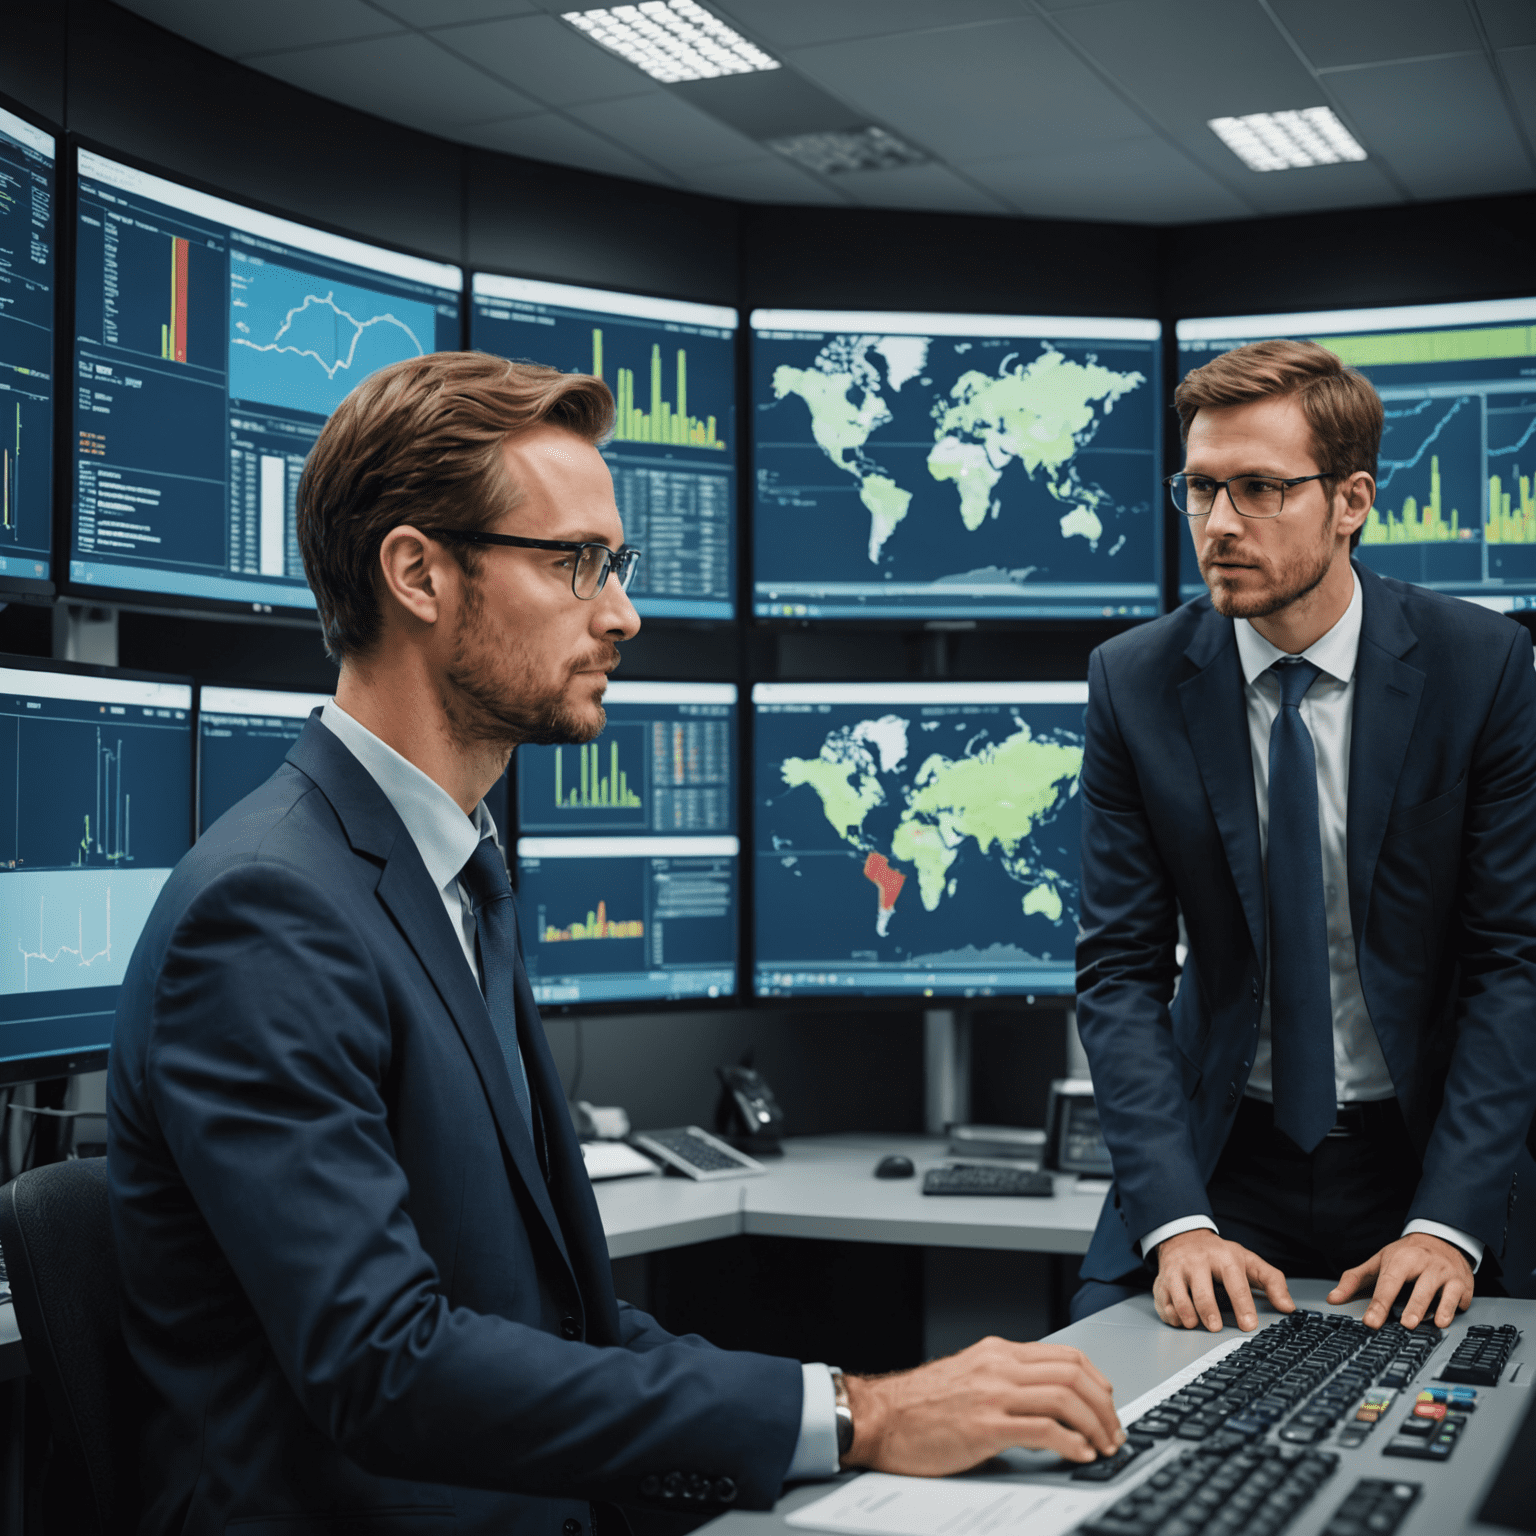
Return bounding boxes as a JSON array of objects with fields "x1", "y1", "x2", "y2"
[
  {"x1": 767, "y1": 126, "x2": 926, "y2": 175},
  {"x1": 563, "y1": 1, "x2": 779, "y2": 83},
  {"x1": 1208, "y1": 107, "x2": 1367, "y2": 172}
]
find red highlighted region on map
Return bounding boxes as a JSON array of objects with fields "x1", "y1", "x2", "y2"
[{"x1": 863, "y1": 852, "x2": 906, "y2": 937}]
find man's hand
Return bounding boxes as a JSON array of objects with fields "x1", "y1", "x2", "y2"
[
  {"x1": 1153, "y1": 1229, "x2": 1296, "y2": 1332},
  {"x1": 1328, "y1": 1233, "x2": 1474, "y2": 1330},
  {"x1": 842, "y1": 1338, "x2": 1124, "y2": 1474}
]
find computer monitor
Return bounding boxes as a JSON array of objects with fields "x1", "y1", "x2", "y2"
[
  {"x1": 0, "y1": 657, "x2": 193, "y2": 1082},
  {"x1": 197, "y1": 685, "x2": 329, "y2": 833},
  {"x1": 71, "y1": 147, "x2": 463, "y2": 617},
  {"x1": 513, "y1": 681, "x2": 738, "y2": 1007},
  {"x1": 750, "y1": 309, "x2": 1162, "y2": 620},
  {"x1": 471, "y1": 274, "x2": 736, "y2": 620},
  {"x1": 1176, "y1": 298, "x2": 1536, "y2": 606},
  {"x1": 0, "y1": 100, "x2": 56, "y2": 597},
  {"x1": 752, "y1": 681, "x2": 1086, "y2": 999}
]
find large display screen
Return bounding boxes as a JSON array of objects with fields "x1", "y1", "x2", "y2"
[
  {"x1": 751, "y1": 310, "x2": 1162, "y2": 620},
  {"x1": 0, "y1": 660, "x2": 192, "y2": 1077},
  {"x1": 753, "y1": 682, "x2": 1086, "y2": 999},
  {"x1": 72, "y1": 149, "x2": 462, "y2": 614},
  {"x1": 472, "y1": 274, "x2": 736, "y2": 620},
  {"x1": 0, "y1": 104, "x2": 55, "y2": 592},
  {"x1": 1176, "y1": 298, "x2": 1536, "y2": 607},
  {"x1": 197, "y1": 684, "x2": 327, "y2": 833}
]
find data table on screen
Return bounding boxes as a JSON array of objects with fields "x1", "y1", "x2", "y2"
[
  {"x1": 515, "y1": 836, "x2": 738, "y2": 1007},
  {"x1": 1177, "y1": 298, "x2": 1536, "y2": 607},
  {"x1": 753, "y1": 682, "x2": 1086, "y2": 999},
  {"x1": 0, "y1": 664, "x2": 192, "y2": 1069},
  {"x1": 751, "y1": 310, "x2": 1162, "y2": 621},
  {"x1": 71, "y1": 149, "x2": 462, "y2": 614},
  {"x1": 197, "y1": 685, "x2": 329, "y2": 833},
  {"x1": 0, "y1": 105, "x2": 56, "y2": 590},
  {"x1": 472, "y1": 274, "x2": 736, "y2": 621}
]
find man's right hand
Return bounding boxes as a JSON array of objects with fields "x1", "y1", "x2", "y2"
[
  {"x1": 1153, "y1": 1229, "x2": 1295, "y2": 1332},
  {"x1": 842, "y1": 1338, "x2": 1123, "y2": 1474}
]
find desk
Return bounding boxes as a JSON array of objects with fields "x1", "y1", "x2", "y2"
[
  {"x1": 593, "y1": 1134, "x2": 1107, "y2": 1259},
  {"x1": 702, "y1": 1280, "x2": 1536, "y2": 1536}
]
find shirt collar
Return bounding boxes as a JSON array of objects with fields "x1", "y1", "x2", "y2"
[
  {"x1": 1233, "y1": 566, "x2": 1362, "y2": 688},
  {"x1": 319, "y1": 700, "x2": 497, "y2": 896}
]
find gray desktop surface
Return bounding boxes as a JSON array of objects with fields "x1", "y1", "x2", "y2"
[{"x1": 701, "y1": 1280, "x2": 1536, "y2": 1536}]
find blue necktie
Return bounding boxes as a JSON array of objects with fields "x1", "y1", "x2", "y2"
[
  {"x1": 1266, "y1": 659, "x2": 1335, "y2": 1153},
  {"x1": 460, "y1": 838, "x2": 534, "y2": 1135}
]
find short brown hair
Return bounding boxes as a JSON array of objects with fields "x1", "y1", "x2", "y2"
[
  {"x1": 1174, "y1": 339, "x2": 1382, "y2": 548},
  {"x1": 298, "y1": 351, "x2": 614, "y2": 662}
]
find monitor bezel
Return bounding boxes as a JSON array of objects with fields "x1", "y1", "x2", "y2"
[
  {"x1": 59, "y1": 132, "x2": 469, "y2": 626},
  {"x1": 0, "y1": 650, "x2": 195, "y2": 1087},
  {"x1": 194, "y1": 678, "x2": 330, "y2": 837},
  {"x1": 0, "y1": 89, "x2": 62, "y2": 606}
]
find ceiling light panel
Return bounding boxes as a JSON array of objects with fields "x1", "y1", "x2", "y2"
[
  {"x1": 1208, "y1": 107, "x2": 1367, "y2": 172},
  {"x1": 563, "y1": 1, "x2": 780, "y2": 84},
  {"x1": 768, "y1": 126, "x2": 926, "y2": 176}
]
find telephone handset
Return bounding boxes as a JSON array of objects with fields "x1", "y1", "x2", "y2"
[{"x1": 714, "y1": 1056, "x2": 785, "y2": 1155}]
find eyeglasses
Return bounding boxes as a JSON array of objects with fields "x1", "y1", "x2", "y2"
[
  {"x1": 1166, "y1": 472, "x2": 1335, "y2": 520},
  {"x1": 434, "y1": 530, "x2": 642, "y2": 600}
]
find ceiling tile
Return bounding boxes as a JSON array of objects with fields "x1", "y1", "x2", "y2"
[
  {"x1": 375, "y1": 1, "x2": 538, "y2": 25},
  {"x1": 1197, "y1": 156, "x2": 1403, "y2": 217},
  {"x1": 114, "y1": 0, "x2": 400, "y2": 57},
  {"x1": 464, "y1": 111, "x2": 674, "y2": 182},
  {"x1": 962, "y1": 135, "x2": 1252, "y2": 224},
  {"x1": 670, "y1": 71, "x2": 861, "y2": 139},
  {"x1": 1269, "y1": 0, "x2": 1481, "y2": 70},
  {"x1": 790, "y1": 16, "x2": 1151, "y2": 164},
  {"x1": 1476, "y1": 0, "x2": 1536, "y2": 49},
  {"x1": 429, "y1": 12, "x2": 652, "y2": 106},
  {"x1": 711, "y1": 1, "x2": 1019, "y2": 51},
  {"x1": 569, "y1": 92, "x2": 762, "y2": 170},
  {"x1": 832, "y1": 162, "x2": 1009, "y2": 215},
  {"x1": 680, "y1": 154, "x2": 845, "y2": 204},
  {"x1": 1493, "y1": 46, "x2": 1536, "y2": 148},
  {"x1": 1326, "y1": 52, "x2": 1535, "y2": 199},
  {"x1": 253, "y1": 33, "x2": 540, "y2": 133}
]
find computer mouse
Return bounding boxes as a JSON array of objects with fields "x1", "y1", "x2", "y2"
[{"x1": 875, "y1": 1154, "x2": 916, "y2": 1179}]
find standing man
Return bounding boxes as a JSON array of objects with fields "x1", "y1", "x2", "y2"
[
  {"x1": 108, "y1": 352, "x2": 1123, "y2": 1536},
  {"x1": 1074, "y1": 339, "x2": 1536, "y2": 1332}
]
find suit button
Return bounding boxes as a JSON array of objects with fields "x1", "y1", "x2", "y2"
[
  {"x1": 563, "y1": 1521, "x2": 581, "y2": 1536},
  {"x1": 714, "y1": 1478, "x2": 738, "y2": 1504},
  {"x1": 640, "y1": 1477, "x2": 659, "y2": 1498},
  {"x1": 687, "y1": 1474, "x2": 711, "y2": 1501},
  {"x1": 1226, "y1": 1083, "x2": 1239, "y2": 1105},
  {"x1": 1251, "y1": 979, "x2": 1260, "y2": 999},
  {"x1": 560, "y1": 1316, "x2": 580, "y2": 1340},
  {"x1": 662, "y1": 1474, "x2": 683, "y2": 1500}
]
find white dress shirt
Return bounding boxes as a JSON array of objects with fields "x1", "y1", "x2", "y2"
[
  {"x1": 1141, "y1": 575, "x2": 1482, "y2": 1270},
  {"x1": 318, "y1": 703, "x2": 841, "y2": 1478}
]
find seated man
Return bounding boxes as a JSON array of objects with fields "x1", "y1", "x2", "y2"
[
  {"x1": 1073, "y1": 339, "x2": 1536, "y2": 1334},
  {"x1": 108, "y1": 351, "x2": 1124, "y2": 1536}
]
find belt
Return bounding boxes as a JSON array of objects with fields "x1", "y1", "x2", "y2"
[{"x1": 1242, "y1": 1095, "x2": 1400, "y2": 1139}]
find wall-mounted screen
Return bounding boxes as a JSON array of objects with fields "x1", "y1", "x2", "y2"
[
  {"x1": 472, "y1": 274, "x2": 736, "y2": 620},
  {"x1": 72, "y1": 148, "x2": 462, "y2": 616},
  {"x1": 0, "y1": 104, "x2": 55, "y2": 593},
  {"x1": 1176, "y1": 298, "x2": 1536, "y2": 607},
  {"x1": 753, "y1": 682, "x2": 1086, "y2": 999},
  {"x1": 197, "y1": 684, "x2": 328, "y2": 833},
  {"x1": 750, "y1": 310, "x2": 1162, "y2": 620},
  {"x1": 0, "y1": 659, "x2": 192, "y2": 1080}
]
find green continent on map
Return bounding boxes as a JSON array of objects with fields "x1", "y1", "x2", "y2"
[
  {"x1": 779, "y1": 754, "x2": 882, "y2": 843},
  {"x1": 771, "y1": 365, "x2": 889, "y2": 468},
  {"x1": 859, "y1": 474, "x2": 912, "y2": 560},
  {"x1": 1022, "y1": 884, "x2": 1063, "y2": 921},
  {"x1": 890, "y1": 817, "x2": 960, "y2": 911},
  {"x1": 927, "y1": 437, "x2": 1001, "y2": 531}
]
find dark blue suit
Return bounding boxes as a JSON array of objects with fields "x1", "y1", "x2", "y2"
[
  {"x1": 108, "y1": 718, "x2": 801, "y2": 1536},
  {"x1": 1077, "y1": 563, "x2": 1536, "y2": 1287}
]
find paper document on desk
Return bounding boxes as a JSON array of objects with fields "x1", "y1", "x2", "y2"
[{"x1": 785, "y1": 1474, "x2": 1109, "y2": 1536}]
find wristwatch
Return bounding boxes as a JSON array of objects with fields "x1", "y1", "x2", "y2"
[{"x1": 830, "y1": 1369, "x2": 854, "y2": 1460}]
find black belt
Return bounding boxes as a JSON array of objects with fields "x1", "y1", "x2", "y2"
[{"x1": 1242, "y1": 1095, "x2": 1400, "y2": 1139}]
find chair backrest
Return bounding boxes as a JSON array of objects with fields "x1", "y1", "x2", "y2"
[{"x1": 0, "y1": 1158, "x2": 144, "y2": 1536}]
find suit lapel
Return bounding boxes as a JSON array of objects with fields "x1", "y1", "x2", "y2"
[
  {"x1": 1346, "y1": 564, "x2": 1425, "y2": 950},
  {"x1": 1178, "y1": 607, "x2": 1267, "y2": 968}
]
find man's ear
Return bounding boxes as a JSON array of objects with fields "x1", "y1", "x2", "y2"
[
  {"x1": 1336, "y1": 473, "x2": 1374, "y2": 540},
  {"x1": 377, "y1": 525, "x2": 446, "y2": 629}
]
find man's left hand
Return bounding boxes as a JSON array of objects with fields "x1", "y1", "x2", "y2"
[{"x1": 1328, "y1": 1233, "x2": 1475, "y2": 1329}]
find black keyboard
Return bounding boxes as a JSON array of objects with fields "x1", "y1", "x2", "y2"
[
  {"x1": 1320, "y1": 1477, "x2": 1420, "y2": 1536},
  {"x1": 922, "y1": 1164, "x2": 1054, "y2": 1196},
  {"x1": 1441, "y1": 1322, "x2": 1519, "y2": 1385},
  {"x1": 1071, "y1": 1433, "x2": 1155, "y2": 1481}
]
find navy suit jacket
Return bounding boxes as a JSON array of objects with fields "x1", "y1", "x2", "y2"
[
  {"x1": 108, "y1": 718, "x2": 802, "y2": 1536},
  {"x1": 1076, "y1": 563, "x2": 1536, "y2": 1285}
]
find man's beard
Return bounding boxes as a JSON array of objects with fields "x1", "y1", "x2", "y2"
[
  {"x1": 440, "y1": 586, "x2": 619, "y2": 750},
  {"x1": 1202, "y1": 511, "x2": 1335, "y2": 620}
]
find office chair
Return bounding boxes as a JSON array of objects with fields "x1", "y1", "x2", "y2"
[{"x1": 0, "y1": 1157, "x2": 144, "y2": 1536}]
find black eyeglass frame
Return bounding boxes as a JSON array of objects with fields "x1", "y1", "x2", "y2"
[
  {"x1": 1165, "y1": 471, "x2": 1337, "y2": 520},
  {"x1": 433, "y1": 528, "x2": 642, "y2": 598}
]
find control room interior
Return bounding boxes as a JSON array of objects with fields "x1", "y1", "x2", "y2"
[{"x1": 0, "y1": 1, "x2": 1534, "y2": 1533}]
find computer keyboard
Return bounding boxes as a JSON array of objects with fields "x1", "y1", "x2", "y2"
[
  {"x1": 630, "y1": 1126, "x2": 766, "y2": 1181},
  {"x1": 921, "y1": 1163, "x2": 1055, "y2": 1196},
  {"x1": 1439, "y1": 1322, "x2": 1519, "y2": 1385},
  {"x1": 1319, "y1": 1477, "x2": 1420, "y2": 1536}
]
